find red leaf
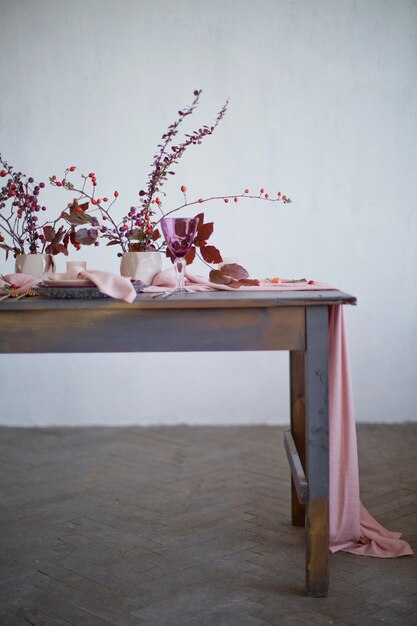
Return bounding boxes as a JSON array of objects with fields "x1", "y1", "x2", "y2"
[
  {"x1": 70, "y1": 229, "x2": 77, "y2": 245},
  {"x1": 200, "y1": 245, "x2": 223, "y2": 264},
  {"x1": 221, "y1": 263, "x2": 249, "y2": 280},
  {"x1": 78, "y1": 202, "x2": 89, "y2": 213},
  {"x1": 194, "y1": 212, "x2": 205, "y2": 228},
  {"x1": 209, "y1": 269, "x2": 234, "y2": 285},
  {"x1": 166, "y1": 248, "x2": 175, "y2": 262},
  {"x1": 151, "y1": 228, "x2": 161, "y2": 241},
  {"x1": 43, "y1": 225, "x2": 55, "y2": 242},
  {"x1": 184, "y1": 246, "x2": 196, "y2": 265},
  {"x1": 236, "y1": 278, "x2": 260, "y2": 287},
  {"x1": 195, "y1": 222, "x2": 214, "y2": 245}
]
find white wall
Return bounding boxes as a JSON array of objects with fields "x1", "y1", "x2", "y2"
[{"x1": 1, "y1": 0, "x2": 416, "y2": 426}]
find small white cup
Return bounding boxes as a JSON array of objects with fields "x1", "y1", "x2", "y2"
[{"x1": 66, "y1": 261, "x2": 87, "y2": 279}]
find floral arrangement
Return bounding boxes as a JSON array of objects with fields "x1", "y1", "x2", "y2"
[
  {"x1": 50, "y1": 89, "x2": 291, "y2": 266},
  {"x1": 1, "y1": 89, "x2": 292, "y2": 272}
]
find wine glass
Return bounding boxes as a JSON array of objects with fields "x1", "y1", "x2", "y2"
[{"x1": 160, "y1": 216, "x2": 199, "y2": 295}]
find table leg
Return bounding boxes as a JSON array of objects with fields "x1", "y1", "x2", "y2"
[
  {"x1": 305, "y1": 306, "x2": 329, "y2": 597},
  {"x1": 290, "y1": 350, "x2": 306, "y2": 526}
]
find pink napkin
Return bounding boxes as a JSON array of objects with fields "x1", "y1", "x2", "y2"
[
  {"x1": 47, "y1": 265, "x2": 136, "y2": 303},
  {"x1": 147, "y1": 269, "x2": 414, "y2": 558},
  {"x1": 0, "y1": 273, "x2": 40, "y2": 296}
]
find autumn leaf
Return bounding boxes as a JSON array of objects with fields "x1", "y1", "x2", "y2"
[
  {"x1": 220, "y1": 263, "x2": 249, "y2": 280},
  {"x1": 200, "y1": 245, "x2": 222, "y2": 264},
  {"x1": 236, "y1": 278, "x2": 260, "y2": 287},
  {"x1": 195, "y1": 221, "x2": 214, "y2": 245},
  {"x1": 184, "y1": 246, "x2": 196, "y2": 265},
  {"x1": 209, "y1": 269, "x2": 234, "y2": 285}
]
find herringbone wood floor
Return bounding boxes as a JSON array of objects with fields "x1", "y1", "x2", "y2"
[{"x1": 0, "y1": 425, "x2": 416, "y2": 626}]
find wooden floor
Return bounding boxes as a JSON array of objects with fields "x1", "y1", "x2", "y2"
[{"x1": 0, "y1": 424, "x2": 416, "y2": 626}]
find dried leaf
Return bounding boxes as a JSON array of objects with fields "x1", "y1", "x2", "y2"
[
  {"x1": 200, "y1": 245, "x2": 222, "y2": 264},
  {"x1": 236, "y1": 278, "x2": 260, "y2": 287},
  {"x1": 151, "y1": 228, "x2": 161, "y2": 241},
  {"x1": 196, "y1": 222, "x2": 214, "y2": 245},
  {"x1": 106, "y1": 240, "x2": 120, "y2": 246},
  {"x1": 220, "y1": 263, "x2": 249, "y2": 280},
  {"x1": 184, "y1": 246, "x2": 196, "y2": 265},
  {"x1": 43, "y1": 225, "x2": 55, "y2": 242},
  {"x1": 209, "y1": 269, "x2": 234, "y2": 285}
]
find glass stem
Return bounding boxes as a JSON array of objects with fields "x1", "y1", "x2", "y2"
[{"x1": 174, "y1": 257, "x2": 187, "y2": 291}]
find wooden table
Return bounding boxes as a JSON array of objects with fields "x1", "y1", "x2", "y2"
[{"x1": 0, "y1": 289, "x2": 356, "y2": 596}]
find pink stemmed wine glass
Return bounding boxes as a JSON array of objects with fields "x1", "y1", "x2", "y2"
[{"x1": 161, "y1": 216, "x2": 199, "y2": 295}]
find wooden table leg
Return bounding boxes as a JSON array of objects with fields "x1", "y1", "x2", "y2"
[
  {"x1": 305, "y1": 306, "x2": 329, "y2": 597},
  {"x1": 290, "y1": 350, "x2": 306, "y2": 526}
]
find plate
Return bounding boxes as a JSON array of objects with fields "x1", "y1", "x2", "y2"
[
  {"x1": 35, "y1": 281, "x2": 145, "y2": 299},
  {"x1": 42, "y1": 279, "x2": 94, "y2": 287}
]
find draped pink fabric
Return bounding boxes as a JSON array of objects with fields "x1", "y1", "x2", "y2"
[{"x1": 328, "y1": 306, "x2": 413, "y2": 557}]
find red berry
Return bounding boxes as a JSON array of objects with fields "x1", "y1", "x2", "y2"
[
  {"x1": 96, "y1": 198, "x2": 101, "y2": 204},
  {"x1": 234, "y1": 197, "x2": 238, "y2": 202},
  {"x1": 56, "y1": 181, "x2": 62, "y2": 187},
  {"x1": 69, "y1": 166, "x2": 76, "y2": 172},
  {"x1": 92, "y1": 177, "x2": 97, "y2": 184},
  {"x1": 91, "y1": 199, "x2": 97, "y2": 205},
  {"x1": 198, "y1": 198, "x2": 203, "y2": 203},
  {"x1": 51, "y1": 175, "x2": 56, "y2": 180},
  {"x1": 308, "y1": 280, "x2": 315, "y2": 285},
  {"x1": 114, "y1": 191, "x2": 119, "y2": 198},
  {"x1": 181, "y1": 185, "x2": 186, "y2": 193},
  {"x1": 61, "y1": 179, "x2": 66, "y2": 185},
  {"x1": 265, "y1": 193, "x2": 269, "y2": 199},
  {"x1": 92, "y1": 182, "x2": 97, "y2": 186},
  {"x1": 260, "y1": 188, "x2": 264, "y2": 194},
  {"x1": 224, "y1": 198, "x2": 229, "y2": 203},
  {"x1": 145, "y1": 215, "x2": 151, "y2": 221},
  {"x1": 155, "y1": 197, "x2": 161, "y2": 204},
  {"x1": 88, "y1": 172, "x2": 95, "y2": 178},
  {"x1": 146, "y1": 227, "x2": 152, "y2": 234},
  {"x1": 102, "y1": 215, "x2": 107, "y2": 220},
  {"x1": 0, "y1": 169, "x2": 6, "y2": 177},
  {"x1": 277, "y1": 191, "x2": 281, "y2": 196},
  {"x1": 103, "y1": 197, "x2": 108, "y2": 202},
  {"x1": 282, "y1": 195, "x2": 287, "y2": 201},
  {"x1": 244, "y1": 188, "x2": 249, "y2": 194},
  {"x1": 123, "y1": 224, "x2": 128, "y2": 231},
  {"x1": 75, "y1": 244, "x2": 81, "y2": 250}
]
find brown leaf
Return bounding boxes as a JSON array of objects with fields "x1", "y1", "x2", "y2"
[
  {"x1": 195, "y1": 222, "x2": 214, "y2": 245},
  {"x1": 106, "y1": 240, "x2": 120, "y2": 246},
  {"x1": 62, "y1": 211, "x2": 93, "y2": 226},
  {"x1": 236, "y1": 278, "x2": 260, "y2": 287},
  {"x1": 194, "y1": 212, "x2": 205, "y2": 228},
  {"x1": 200, "y1": 245, "x2": 222, "y2": 264},
  {"x1": 43, "y1": 225, "x2": 55, "y2": 242},
  {"x1": 209, "y1": 269, "x2": 234, "y2": 285},
  {"x1": 151, "y1": 228, "x2": 161, "y2": 241},
  {"x1": 184, "y1": 246, "x2": 196, "y2": 265},
  {"x1": 221, "y1": 263, "x2": 249, "y2": 280}
]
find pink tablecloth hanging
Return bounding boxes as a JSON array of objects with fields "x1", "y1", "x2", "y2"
[
  {"x1": 329, "y1": 306, "x2": 413, "y2": 557},
  {"x1": 145, "y1": 269, "x2": 414, "y2": 558}
]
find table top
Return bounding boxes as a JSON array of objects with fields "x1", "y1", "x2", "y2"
[{"x1": 0, "y1": 289, "x2": 356, "y2": 312}]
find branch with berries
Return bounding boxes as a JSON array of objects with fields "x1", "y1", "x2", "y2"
[{"x1": 0, "y1": 155, "x2": 61, "y2": 259}]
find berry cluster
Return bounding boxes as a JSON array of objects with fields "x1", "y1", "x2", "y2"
[{"x1": 0, "y1": 155, "x2": 49, "y2": 257}]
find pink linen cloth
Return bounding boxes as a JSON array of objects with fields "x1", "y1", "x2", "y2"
[
  {"x1": 47, "y1": 265, "x2": 137, "y2": 303},
  {"x1": 0, "y1": 273, "x2": 40, "y2": 295},
  {"x1": 145, "y1": 269, "x2": 414, "y2": 558}
]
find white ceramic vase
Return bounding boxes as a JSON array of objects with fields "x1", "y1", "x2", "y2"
[
  {"x1": 120, "y1": 251, "x2": 163, "y2": 286},
  {"x1": 15, "y1": 253, "x2": 55, "y2": 279}
]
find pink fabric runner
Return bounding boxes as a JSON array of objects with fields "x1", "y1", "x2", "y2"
[
  {"x1": 0, "y1": 268, "x2": 136, "y2": 303},
  {"x1": 145, "y1": 269, "x2": 414, "y2": 558}
]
